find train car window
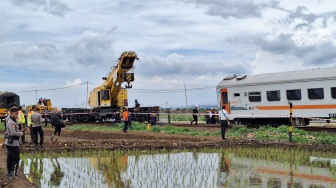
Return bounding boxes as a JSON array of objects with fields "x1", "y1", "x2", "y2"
[
  {"x1": 331, "y1": 87, "x2": 336, "y2": 99},
  {"x1": 266, "y1": 90, "x2": 280, "y2": 101},
  {"x1": 100, "y1": 90, "x2": 110, "y2": 100},
  {"x1": 286, "y1": 89, "x2": 301, "y2": 100},
  {"x1": 308, "y1": 88, "x2": 324, "y2": 99},
  {"x1": 234, "y1": 93, "x2": 240, "y2": 97},
  {"x1": 248, "y1": 92, "x2": 261, "y2": 102}
]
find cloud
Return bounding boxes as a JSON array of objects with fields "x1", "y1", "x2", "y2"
[
  {"x1": 66, "y1": 78, "x2": 82, "y2": 87},
  {"x1": 137, "y1": 53, "x2": 251, "y2": 77},
  {"x1": 258, "y1": 33, "x2": 336, "y2": 65},
  {"x1": 150, "y1": 76, "x2": 183, "y2": 84},
  {"x1": 184, "y1": 0, "x2": 280, "y2": 19},
  {"x1": 11, "y1": 0, "x2": 71, "y2": 17},
  {"x1": 66, "y1": 28, "x2": 117, "y2": 67},
  {"x1": 12, "y1": 42, "x2": 57, "y2": 58},
  {"x1": 288, "y1": 6, "x2": 336, "y2": 25}
]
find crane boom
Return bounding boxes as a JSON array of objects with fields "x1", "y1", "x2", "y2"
[{"x1": 89, "y1": 51, "x2": 138, "y2": 108}]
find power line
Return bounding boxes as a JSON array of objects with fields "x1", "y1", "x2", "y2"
[
  {"x1": 130, "y1": 86, "x2": 215, "y2": 93},
  {"x1": 13, "y1": 83, "x2": 86, "y2": 93},
  {"x1": 88, "y1": 82, "x2": 215, "y2": 92},
  {"x1": 12, "y1": 81, "x2": 214, "y2": 94}
]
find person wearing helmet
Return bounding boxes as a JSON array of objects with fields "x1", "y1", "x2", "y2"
[{"x1": 190, "y1": 105, "x2": 199, "y2": 125}]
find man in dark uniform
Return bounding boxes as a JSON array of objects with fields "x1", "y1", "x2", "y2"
[
  {"x1": 150, "y1": 113, "x2": 158, "y2": 127},
  {"x1": 211, "y1": 108, "x2": 216, "y2": 124},
  {"x1": 135, "y1": 99, "x2": 140, "y2": 109},
  {"x1": 128, "y1": 112, "x2": 133, "y2": 130},
  {"x1": 5, "y1": 107, "x2": 24, "y2": 179},
  {"x1": 190, "y1": 105, "x2": 199, "y2": 125}
]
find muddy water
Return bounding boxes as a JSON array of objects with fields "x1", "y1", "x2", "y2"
[{"x1": 20, "y1": 148, "x2": 336, "y2": 188}]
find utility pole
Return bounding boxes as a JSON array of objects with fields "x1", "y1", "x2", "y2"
[
  {"x1": 35, "y1": 90, "x2": 37, "y2": 104},
  {"x1": 86, "y1": 81, "x2": 88, "y2": 109},
  {"x1": 184, "y1": 83, "x2": 188, "y2": 112}
]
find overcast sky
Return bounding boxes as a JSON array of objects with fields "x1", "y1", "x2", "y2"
[{"x1": 1, "y1": 0, "x2": 336, "y2": 109}]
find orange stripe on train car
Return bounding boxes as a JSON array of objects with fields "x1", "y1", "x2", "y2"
[
  {"x1": 257, "y1": 167, "x2": 336, "y2": 183},
  {"x1": 255, "y1": 104, "x2": 336, "y2": 110}
]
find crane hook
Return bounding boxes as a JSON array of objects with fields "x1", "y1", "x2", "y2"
[{"x1": 125, "y1": 82, "x2": 132, "y2": 89}]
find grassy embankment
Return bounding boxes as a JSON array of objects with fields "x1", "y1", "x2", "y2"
[
  {"x1": 66, "y1": 123, "x2": 336, "y2": 145},
  {"x1": 159, "y1": 113, "x2": 207, "y2": 122}
]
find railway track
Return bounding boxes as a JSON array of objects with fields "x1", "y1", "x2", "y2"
[
  {"x1": 69, "y1": 121, "x2": 221, "y2": 128},
  {"x1": 295, "y1": 126, "x2": 336, "y2": 132}
]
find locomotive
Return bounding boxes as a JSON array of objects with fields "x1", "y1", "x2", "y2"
[{"x1": 0, "y1": 92, "x2": 20, "y2": 120}]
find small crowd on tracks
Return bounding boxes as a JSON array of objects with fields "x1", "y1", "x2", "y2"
[{"x1": 190, "y1": 105, "x2": 230, "y2": 140}]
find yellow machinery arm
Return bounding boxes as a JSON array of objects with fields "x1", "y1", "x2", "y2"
[{"x1": 89, "y1": 51, "x2": 138, "y2": 108}]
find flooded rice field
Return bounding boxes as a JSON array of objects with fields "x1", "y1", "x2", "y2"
[{"x1": 20, "y1": 148, "x2": 336, "y2": 188}]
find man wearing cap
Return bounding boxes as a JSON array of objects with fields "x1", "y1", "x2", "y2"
[
  {"x1": 190, "y1": 105, "x2": 199, "y2": 125},
  {"x1": 31, "y1": 106, "x2": 44, "y2": 148},
  {"x1": 4, "y1": 104, "x2": 17, "y2": 129},
  {"x1": 5, "y1": 107, "x2": 24, "y2": 179}
]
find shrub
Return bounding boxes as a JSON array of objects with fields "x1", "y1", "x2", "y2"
[{"x1": 151, "y1": 126, "x2": 161, "y2": 132}]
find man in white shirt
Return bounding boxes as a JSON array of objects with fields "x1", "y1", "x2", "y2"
[{"x1": 219, "y1": 106, "x2": 230, "y2": 140}]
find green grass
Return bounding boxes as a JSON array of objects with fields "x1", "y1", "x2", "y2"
[
  {"x1": 67, "y1": 122, "x2": 147, "y2": 132},
  {"x1": 66, "y1": 123, "x2": 336, "y2": 145},
  {"x1": 159, "y1": 114, "x2": 206, "y2": 122}
]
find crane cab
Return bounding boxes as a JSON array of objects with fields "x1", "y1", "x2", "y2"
[
  {"x1": 89, "y1": 88, "x2": 128, "y2": 108},
  {"x1": 97, "y1": 89, "x2": 111, "y2": 107}
]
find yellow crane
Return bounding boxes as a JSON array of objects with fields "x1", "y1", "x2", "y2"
[{"x1": 89, "y1": 51, "x2": 138, "y2": 108}]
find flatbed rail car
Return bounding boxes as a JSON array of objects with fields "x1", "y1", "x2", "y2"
[
  {"x1": 60, "y1": 106, "x2": 160, "y2": 123},
  {"x1": 216, "y1": 67, "x2": 336, "y2": 127}
]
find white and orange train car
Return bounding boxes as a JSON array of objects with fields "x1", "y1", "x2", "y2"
[{"x1": 216, "y1": 67, "x2": 336, "y2": 126}]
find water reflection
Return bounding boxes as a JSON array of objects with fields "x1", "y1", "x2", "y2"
[
  {"x1": 21, "y1": 149, "x2": 336, "y2": 188},
  {"x1": 22, "y1": 157, "x2": 110, "y2": 187},
  {"x1": 50, "y1": 159, "x2": 64, "y2": 187},
  {"x1": 121, "y1": 152, "x2": 219, "y2": 187},
  {"x1": 26, "y1": 158, "x2": 43, "y2": 187}
]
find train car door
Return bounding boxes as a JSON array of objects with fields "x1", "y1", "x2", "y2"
[{"x1": 220, "y1": 89, "x2": 230, "y2": 114}]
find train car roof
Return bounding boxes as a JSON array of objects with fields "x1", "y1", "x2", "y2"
[
  {"x1": 0, "y1": 91, "x2": 18, "y2": 96},
  {"x1": 217, "y1": 67, "x2": 336, "y2": 88}
]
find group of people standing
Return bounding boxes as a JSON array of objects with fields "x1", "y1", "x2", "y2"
[
  {"x1": 190, "y1": 105, "x2": 230, "y2": 140},
  {"x1": 205, "y1": 108, "x2": 220, "y2": 124},
  {"x1": 4, "y1": 104, "x2": 64, "y2": 180},
  {"x1": 121, "y1": 99, "x2": 158, "y2": 133},
  {"x1": 121, "y1": 106, "x2": 158, "y2": 133}
]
